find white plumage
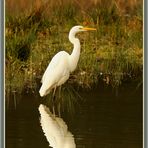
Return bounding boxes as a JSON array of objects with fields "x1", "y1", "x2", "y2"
[
  {"x1": 39, "y1": 26, "x2": 96, "y2": 97},
  {"x1": 38, "y1": 104, "x2": 76, "y2": 148}
]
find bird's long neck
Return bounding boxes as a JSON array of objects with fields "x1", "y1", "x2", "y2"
[{"x1": 69, "y1": 31, "x2": 81, "y2": 72}]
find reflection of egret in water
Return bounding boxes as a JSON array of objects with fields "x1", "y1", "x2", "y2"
[{"x1": 38, "y1": 104, "x2": 76, "y2": 148}]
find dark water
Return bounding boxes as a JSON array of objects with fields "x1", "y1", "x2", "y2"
[{"x1": 6, "y1": 83, "x2": 143, "y2": 148}]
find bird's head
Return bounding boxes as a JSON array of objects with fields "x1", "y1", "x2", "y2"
[
  {"x1": 69, "y1": 25, "x2": 96, "y2": 42},
  {"x1": 70, "y1": 25, "x2": 96, "y2": 34}
]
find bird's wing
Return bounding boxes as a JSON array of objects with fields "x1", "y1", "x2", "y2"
[
  {"x1": 41, "y1": 51, "x2": 69, "y2": 84},
  {"x1": 39, "y1": 51, "x2": 70, "y2": 96}
]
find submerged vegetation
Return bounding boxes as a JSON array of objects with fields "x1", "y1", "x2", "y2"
[{"x1": 5, "y1": 0, "x2": 143, "y2": 108}]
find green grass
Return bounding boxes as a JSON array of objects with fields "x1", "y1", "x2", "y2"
[{"x1": 5, "y1": 0, "x2": 143, "y2": 112}]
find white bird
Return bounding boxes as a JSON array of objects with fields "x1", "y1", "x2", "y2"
[
  {"x1": 39, "y1": 25, "x2": 96, "y2": 97},
  {"x1": 38, "y1": 104, "x2": 76, "y2": 148}
]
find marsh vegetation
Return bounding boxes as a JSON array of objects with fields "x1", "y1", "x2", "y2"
[{"x1": 5, "y1": 0, "x2": 143, "y2": 106}]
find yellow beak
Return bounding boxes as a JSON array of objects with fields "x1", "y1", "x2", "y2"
[{"x1": 82, "y1": 27, "x2": 97, "y2": 31}]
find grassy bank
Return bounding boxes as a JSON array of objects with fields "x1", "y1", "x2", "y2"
[{"x1": 5, "y1": 0, "x2": 143, "y2": 100}]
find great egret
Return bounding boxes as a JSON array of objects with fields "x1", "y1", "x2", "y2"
[
  {"x1": 38, "y1": 104, "x2": 76, "y2": 148},
  {"x1": 39, "y1": 25, "x2": 96, "y2": 97}
]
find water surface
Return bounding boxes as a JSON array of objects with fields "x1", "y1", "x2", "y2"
[{"x1": 6, "y1": 83, "x2": 143, "y2": 148}]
